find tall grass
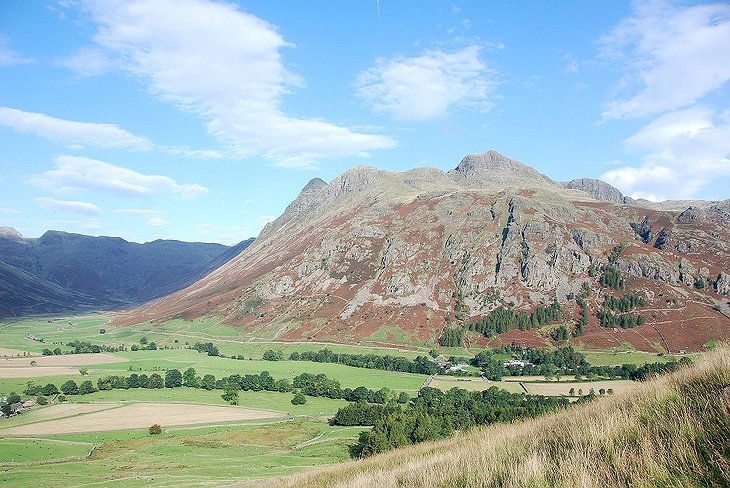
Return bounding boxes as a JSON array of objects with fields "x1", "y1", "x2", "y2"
[{"x1": 250, "y1": 347, "x2": 730, "y2": 487}]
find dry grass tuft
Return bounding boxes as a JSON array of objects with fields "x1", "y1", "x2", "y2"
[{"x1": 247, "y1": 347, "x2": 730, "y2": 488}]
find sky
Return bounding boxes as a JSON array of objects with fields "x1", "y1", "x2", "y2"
[{"x1": 1, "y1": 0, "x2": 729, "y2": 245}]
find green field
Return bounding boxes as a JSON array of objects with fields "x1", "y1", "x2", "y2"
[
  {"x1": 0, "y1": 313, "x2": 691, "y2": 487},
  {"x1": 0, "y1": 419, "x2": 358, "y2": 487}
]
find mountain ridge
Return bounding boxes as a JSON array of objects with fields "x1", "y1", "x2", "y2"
[
  {"x1": 0, "y1": 229, "x2": 254, "y2": 318},
  {"x1": 112, "y1": 150, "x2": 730, "y2": 353}
]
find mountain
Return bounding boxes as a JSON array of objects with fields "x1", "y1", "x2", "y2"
[
  {"x1": 562, "y1": 178, "x2": 626, "y2": 204},
  {"x1": 0, "y1": 229, "x2": 253, "y2": 317},
  {"x1": 254, "y1": 348, "x2": 730, "y2": 488},
  {"x1": 112, "y1": 151, "x2": 730, "y2": 353}
]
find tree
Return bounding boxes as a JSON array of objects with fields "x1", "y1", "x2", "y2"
[
  {"x1": 568, "y1": 387, "x2": 575, "y2": 396},
  {"x1": 79, "y1": 380, "x2": 97, "y2": 395},
  {"x1": 183, "y1": 368, "x2": 199, "y2": 388},
  {"x1": 53, "y1": 348, "x2": 62, "y2": 355},
  {"x1": 291, "y1": 392, "x2": 306, "y2": 405},
  {"x1": 79, "y1": 367, "x2": 89, "y2": 376},
  {"x1": 149, "y1": 424, "x2": 162, "y2": 435},
  {"x1": 222, "y1": 381, "x2": 239, "y2": 405},
  {"x1": 36, "y1": 394, "x2": 48, "y2": 405},
  {"x1": 165, "y1": 369, "x2": 183, "y2": 388},
  {"x1": 7, "y1": 392, "x2": 21, "y2": 404},
  {"x1": 148, "y1": 373, "x2": 164, "y2": 389},
  {"x1": 60, "y1": 380, "x2": 79, "y2": 395},
  {"x1": 397, "y1": 392, "x2": 411, "y2": 404},
  {"x1": 200, "y1": 374, "x2": 216, "y2": 390},
  {"x1": 263, "y1": 349, "x2": 283, "y2": 361},
  {"x1": 99, "y1": 329, "x2": 106, "y2": 334},
  {"x1": 127, "y1": 373, "x2": 140, "y2": 388},
  {"x1": 41, "y1": 383, "x2": 59, "y2": 396}
]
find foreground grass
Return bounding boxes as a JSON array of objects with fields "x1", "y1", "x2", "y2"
[
  {"x1": 0, "y1": 419, "x2": 357, "y2": 487},
  {"x1": 254, "y1": 347, "x2": 730, "y2": 488}
]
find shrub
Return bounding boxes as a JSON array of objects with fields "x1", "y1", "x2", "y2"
[{"x1": 149, "y1": 424, "x2": 162, "y2": 435}]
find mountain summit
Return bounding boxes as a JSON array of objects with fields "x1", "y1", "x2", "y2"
[{"x1": 113, "y1": 151, "x2": 730, "y2": 353}]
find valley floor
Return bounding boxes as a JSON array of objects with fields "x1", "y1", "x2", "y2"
[{"x1": 0, "y1": 313, "x2": 704, "y2": 486}]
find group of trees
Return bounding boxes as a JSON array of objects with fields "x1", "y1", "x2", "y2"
[
  {"x1": 292, "y1": 372, "x2": 406, "y2": 404},
  {"x1": 603, "y1": 293, "x2": 646, "y2": 312},
  {"x1": 600, "y1": 265, "x2": 625, "y2": 290},
  {"x1": 192, "y1": 342, "x2": 219, "y2": 356},
  {"x1": 289, "y1": 349, "x2": 441, "y2": 375},
  {"x1": 341, "y1": 386, "x2": 569, "y2": 457},
  {"x1": 466, "y1": 300, "x2": 562, "y2": 338},
  {"x1": 23, "y1": 366, "x2": 407, "y2": 408},
  {"x1": 597, "y1": 309, "x2": 645, "y2": 328},
  {"x1": 467, "y1": 344, "x2": 686, "y2": 381},
  {"x1": 42, "y1": 340, "x2": 124, "y2": 356},
  {"x1": 574, "y1": 297, "x2": 589, "y2": 337},
  {"x1": 438, "y1": 327, "x2": 464, "y2": 347},
  {"x1": 262, "y1": 350, "x2": 284, "y2": 361}
]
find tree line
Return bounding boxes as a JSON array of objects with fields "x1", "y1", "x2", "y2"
[
  {"x1": 289, "y1": 349, "x2": 441, "y2": 375},
  {"x1": 22, "y1": 367, "x2": 408, "y2": 406},
  {"x1": 470, "y1": 344, "x2": 689, "y2": 381},
  {"x1": 334, "y1": 386, "x2": 569, "y2": 457}
]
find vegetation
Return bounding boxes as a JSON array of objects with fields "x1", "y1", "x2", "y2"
[
  {"x1": 289, "y1": 349, "x2": 440, "y2": 375},
  {"x1": 573, "y1": 296, "x2": 589, "y2": 337},
  {"x1": 261, "y1": 347, "x2": 727, "y2": 488},
  {"x1": 341, "y1": 387, "x2": 569, "y2": 457},
  {"x1": 466, "y1": 299, "x2": 562, "y2": 337},
  {"x1": 597, "y1": 309, "x2": 645, "y2": 328},
  {"x1": 600, "y1": 265, "x2": 625, "y2": 289},
  {"x1": 438, "y1": 327, "x2": 464, "y2": 347},
  {"x1": 603, "y1": 293, "x2": 645, "y2": 312}
]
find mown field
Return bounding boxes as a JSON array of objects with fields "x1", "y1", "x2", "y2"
[{"x1": 0, "y1": 313, "x2": 678, "y2": 486}]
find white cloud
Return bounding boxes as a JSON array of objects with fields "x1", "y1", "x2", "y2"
[
  {"x1": 601, "y1": 106, "x2": 730, "y2": 200},
  {"x1": 69, "y1": 0, "x2": 393, "y2": 168},
  {"x1": 0, "y1": 107, "x2": 153, "y2": 150},
  {"x1": 35, "y1": 197, "x2": 102, "y2": 216},
  {"x1": 56, "y1": 47, "x2": 112, "y2": 77},
  {"x1": 600, "y1": 1, "x2": 730, "y2": 119},
  {"x1": 0, "y1": 208, "x2": 21, "y2": 215},
  {"x1": 113, "y1": 208, "x2": 168, "y2": 227},
  {"x1": 28, "y1": 155, "x2": 208, "y2": 199},
  {"x1": 355, "y1": 45, "x2": 498, "y2": 121},
  {"x1": 0, "y1": 37, "x2": 34, "y2": 66}
]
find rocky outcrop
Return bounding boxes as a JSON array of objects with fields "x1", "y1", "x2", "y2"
[
  {"x1": 677, "y1": 206, "x2": 705, "y2": 223},
  {"x1": 563, "y1": 178, "x2": 625, "y2": 204},
  {"x1": 717, "y1": 272, "x2": 730, "y2": 295}
]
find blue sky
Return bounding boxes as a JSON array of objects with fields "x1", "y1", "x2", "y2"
[{"x1": 1, "y1": 0, "x2": 729, "y2": 245}]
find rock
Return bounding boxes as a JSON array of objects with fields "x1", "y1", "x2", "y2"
[
  {"x1": 716, "y1": 273, "x2": 730, "y2": 295},
  {"x1": 677, "y1": 206, "x2": 704, "y2": 223},
  {"x1": 563, "y1": 178, "x2": 625, "y2": 204}
]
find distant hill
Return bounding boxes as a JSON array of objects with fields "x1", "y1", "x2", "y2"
[
  {"x1": 0, "y1": 229, "x2": 253, "y2": 317},
  {"x1": 113, "y1": 150, "x2": 730, "y2": 353},
  {"x1": 255, "y1": 347, "x2": 730, "y2": 488}
]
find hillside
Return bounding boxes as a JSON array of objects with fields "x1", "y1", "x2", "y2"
[
  {"x1": 0, "y1": 230, "x2": 253, "y2": 317},
  {"x1": 112, "y1": 151, "x2": 730, "y2": 353},
  {"x1": 252, "y1": 347, "x2": 730, "y2": 488}
]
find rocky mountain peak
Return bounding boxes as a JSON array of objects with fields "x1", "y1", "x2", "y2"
[
  {"x1": 449, "y1": 150, "x2": 554, "y2": 187},
  {"x1": 563, "y1": 178, "x2": 626, "y2": 204},
  {"x1": 0, "y1": 226, "x2": 23, "y2": 239},
  {"x1": 301, "y1": 177, "x2": 327, "y2": 194}
]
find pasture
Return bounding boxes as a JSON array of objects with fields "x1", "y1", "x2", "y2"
[
  {"x1": 0, "y1": 402, "x2": 285, "y2": 436},
  {"x1": 0, "y1": 312, "x2": 689, "y2": 486}
]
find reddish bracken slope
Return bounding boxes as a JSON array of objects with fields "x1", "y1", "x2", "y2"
[{"x1": 112, "y1": 151, "x2": 730, "y2": 352}]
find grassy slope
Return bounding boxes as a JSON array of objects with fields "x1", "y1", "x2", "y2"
[{"x1": 255, "y1": 347, "x2": 730, "y2": 488}]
